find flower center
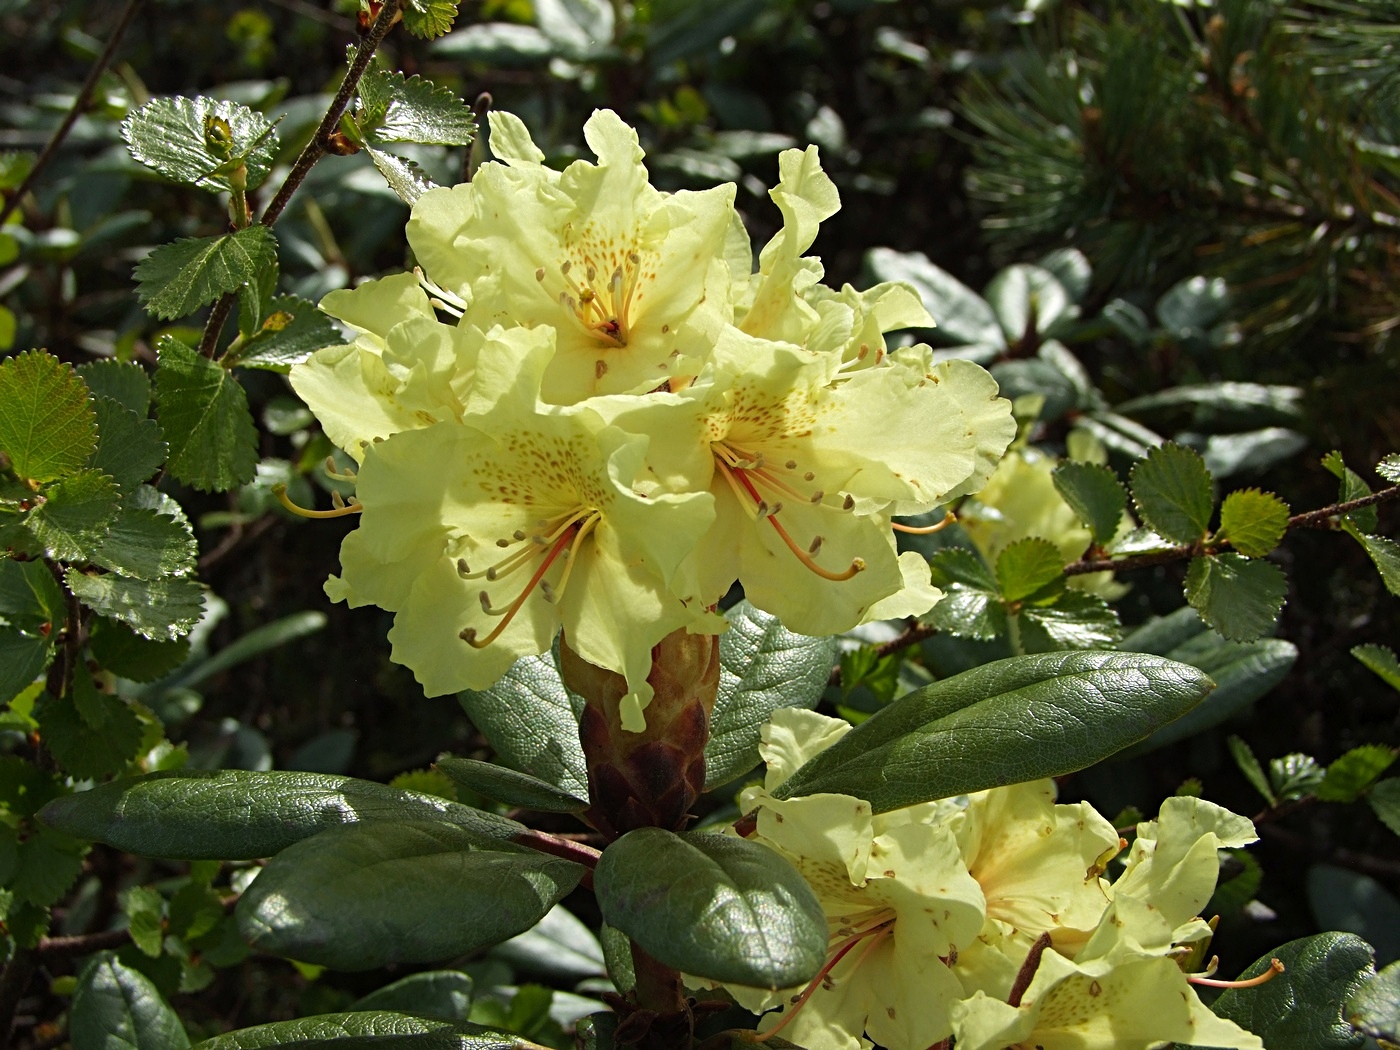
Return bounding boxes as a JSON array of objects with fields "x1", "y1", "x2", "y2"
[
  {"x1": 535, "y1": 248, "x2": 650, "y2": 349},
  {"x1": 711, "y1": 441, "x2": 865, "y2": 582},
  {"x1": 456, "y1": 506, "x2": 602, "y2": 648}
]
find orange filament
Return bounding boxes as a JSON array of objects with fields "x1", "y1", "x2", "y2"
[
  {"x1": 546, "y1": 251, "x2": 644, "y2": 348},
  {"x1": 550, "y1": 514, "x2": 600, "y2": 604},
  {"x1": 754, "y1": 921, "x2": 894, "y2": 1043},
  {"x1": 273, "y1": 484, "x2": 362, "y2": 519},
  {"x1": 461, "y1": 524, "x2": 577, "y2": 650},
  {"x1": 1188, "y1": 958, "x2": 1284, "y2": 989},
  {"x1": 459, "y1": 509, "x2": 592, "y2": 582},
  {"x1": 892, "y1": 510, "x2": 956, "y2": 535}
]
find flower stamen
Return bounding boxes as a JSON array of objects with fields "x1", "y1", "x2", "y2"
[
  {"x1": 460, "y1": 524, "x2": 577, "y2": 650},
  {"x1": 892, "y1": 510, "x2": 956, "y2": 534},
  {"x1": 273, "y1": 484, "x2": 362, "y2": 519},
  {"x1": 1188, "y1": 958, "x2": 1285, "y2": 989},
  {"x1": 755, "y1": 920, "x2": 894, "y2": 1043}
]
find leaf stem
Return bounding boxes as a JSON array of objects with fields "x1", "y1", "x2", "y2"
[
  {"x1": 514, "y1": 828, "x2": 600, "y2": 889},
  {"x1": 0, "y1": 0, "x2": 144, "y2": 228}
]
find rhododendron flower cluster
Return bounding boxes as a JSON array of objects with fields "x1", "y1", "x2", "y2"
[
  {"x1": 716, "y1": 707, "x2": 1265, "y2": 1050},
  {"x1": 291, "y1": 109, "x2": 1015, "y2": 728}
]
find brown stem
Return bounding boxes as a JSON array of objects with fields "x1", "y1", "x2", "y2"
[
  {"x1": 0, "y1": 0, "x2": 144, "y2": 229},
  {"x1": 198, "y1": 0, "x2": 404, "y2": 357},
  {"x1": 1007, "y1": 931, "x2": 1053, "y2": 1008},
  {"x1": 513, "y1": 828, "x2": 600, "y2": 889},
  {"x1": 827, "y1": 619, "x2": 937, "y2": 687},
  {"x1": 34, "y1": 927, "x2": 132, "y2": 959},
  {"x1": 630, "y1": 942, "x2": 686, "y2": 1018}
]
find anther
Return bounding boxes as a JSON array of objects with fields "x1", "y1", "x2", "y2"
[
  {"x1": 810, "y1": 490, "x2": 825, "y2": 503},
  {"x1": 755, "y1": 500, "x2": 769, "y2": 517},
  {"x1": 459, "y1": 627, "x2": 478, "y2": 643},
  {"x1": 496, "y1": 538, "x2": 511, "y2": 548},
  {"x1": 456, "y1": 558, "x2": 470, "y2": 576},
  {"x1": 628, "y1": 251, "x2": 640, "y2": 265},
  {"x1": 769, "y1": 502, "x2": 784, "y2": 516},
  {"x1": 486, "y1": 567, "x2": 499, "y2": 580},
  {"x1": 561, "y1": 260, "x2": 572, "y2": 275},
  {"x1": 512, "y1": 529, "x2": 527, "y2": 541},
  {"x1": 478, "y1": 591, "x2": 493, "y2": 613},
  {"x1": 842, "y1": 494, "x2": 855, "y2": 510},
  {"x1": 331, "y1": 491, "x2": 346, "y2": 509},
  {"x1": 809, "y1": 536, "x2": 824, "y2": 555},
  {"x1": 540, "y1": 581, "x2": 557, "y2": 603},
  {"x1": 858, "y1": 343, "x2": 870, "y2": 360}
]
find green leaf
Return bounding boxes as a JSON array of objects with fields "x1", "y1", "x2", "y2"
[
  {"x1": 594, "y1": 828, "x2": 826, "y2": 988},
  {"x1": 36, "y1": 677, "x2": 144, "y2": 779},
  {"x1": 984, "y1": 263, "x2": 1071, "y2": 342},
  {"x1": 1322, "y1": 450, "x2": 1379, "y2": 533},
  {"x1": 155, "y1": 336, "x2": 258, "y2": 492},
  {"x1": 1212, "y1": 933, "x2": 1373, "y2": 1050},
  {"x1": 237, "y1": 820, "x2": 582, "y2": 969},
  {"x1": 1307, "y1": 865, "x2": 1400, "y2": 969},
  {"x1": 458, "y1": 651, "x2": 588, "y2": 800},
  {"x1": 122, "y1": 96, "x2": 278, "y2": 193},
  {"x1": 357, "y1": 71, "x2": 476, "y2": 146},
  {"x1": 1218, "y1": 488, "x2": 1290, "y2": 558},
  {"x1": 771, "y1": 652, "x2": 1212, "y2": 813},
  {"x1": 862, "y1": 247, "x2": 996, "y2": 347},
  {"x1": 12, "y1": 820, "x2": 86, "y2": 907},
  {"x1": 1207, "y1": 847, "x2": 1262, "y2": 916},
  {"x1": 65, "y1": 569, "x2": 204, "y2": 641},
  {"x1": 706, "y1": 600, "x2": 837, "y2": 791},
  {"x1": 1184, "y1": 552, "x2": 1287, "y2": 642},
  {"x1": 925, "y1": 548, "x2": 1007, "y2": 641},
  {"x1": 134, "y1": 227, "x2": 278, "y2": 322},
  {"x1": 1343, "y1": 528, "x2": 1400, "y2": 596},
  {"x1": 492, "y1": 905, "x2": 606, "y2": 984},
  {"x1": 352, "y1": 972, "x2": 475, "y2": 1024},
  {"x1": 71, "y1": 951, "x2": 190, "y2": 1050},
  {"x1": 1116, "y1": 381, "x2": 1305, "y2": 429},
  {"x1": 26, "y1": 469, "x2": 121, "y2": 560},
  {"x1": 1317, "y1": 745, "x2": 1397, "y2": 803},
  {"x1": 1155, "y1": 274, "x2": 1230, "y2": 333},
  {"x1": 1017, "y1": 590, "x2": 1121, "y2": 651},
  {"x1": 230, "y1": 295, "x2": 344, "y2": 372},
  {"x1": 1271, "y1": 752, "x2": 1325, "y2": 800},
  {"x1": 995, "y1": 537, "x2": 1065, "y2": 602},
  {"x1": 403, "y1": 0, "x2": 460, "y2": 38},
  {"x1": 1052, "y1": 461, "x2": 1127, "y2": 546},
  {"x1": 38, "y1": 769, "x2": 523, "y2": 859},
  {"x1": 367, "y1": 147, "x2": 438, "y2": 205},
  {"x1": 0, "y1": 628, "x2": 51, "y2": 706},
  {"x1": 1075, "y1": 411, "x2": 1164, "y2": 462},
  {"x1": 435, "y1": 757, "x2": 586, "y2": 813},
  {"x1": 0, "y1": 557, "x2": 65, "y2": 626},
  {"x1": 1371, "y1": 778, "x2": 1400, "y2": 835},
  {"x1": 87, "y1": 396, "x2": 166, "y2": 494},
  {"x1": 125, "y1": 885, "x2": 165, "y2": 958},
  {"x1": 1354, "y1": 644, "x2": 1400, "y2": 691},
  {"x1": 1129, "y1": 441, "x2": 1215, "y2": 543},
  {"x1": 1349, "y1": 960, "x2": 1400, "y2": 1042},
  {"x1": 168, "y1": 881, "x2": 223, "y2": 941},
  {"x1": 1229, "y1": 734, "x2": 1277, "y2": 806},
  {"x1": 0, "y1": 350, "x2": 97, "y2": 483},
  {"x1": 1378, "y1": 454, "x2": 1400, "y2": 485},
  {"x1": 89, "y1": 617, "x2": 191, "y2": 682},
  {"x1": 91, "y1": 506, "x2": 197, "y2": 581},
  {"x1": 190, "y1": 1013, "x2": 522, "y2": 1049},
  {"x1": 76, "y1": 360, "x2": 151, "y2": 416}
]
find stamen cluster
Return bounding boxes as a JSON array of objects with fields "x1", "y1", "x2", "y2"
[{"x1": 289, "y1": 110, "x2": 1017, "y2": 725}]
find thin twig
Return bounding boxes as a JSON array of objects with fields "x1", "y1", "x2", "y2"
[
  {"x1": 514, "y1": 828, "x2": 601, "y2": 889},
  {"x1": 0, "y1": 0, "x2": 144, "y2": 229},
  {"x1": 198, "y1": 0, "x2": 404, "y2": 357},
  {"x1": 34, "y1": 927, "x2": 132, "y2": 959},
  {"x1": 826, "y1": 619, "x2": 937, "y2": 687}
]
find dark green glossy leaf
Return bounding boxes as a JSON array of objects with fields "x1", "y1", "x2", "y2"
[
  {"x1": 65, "y1": 568, "x2": 204, "y2": 641},
  {"x1": 706, "y1": 600, "x2": 837, "y2": 791},
  {"x1": 458, "y1": 651, "x2": 588, "y2": 800},
  {"x1": 27, "y1": 469, "x2": 120, "y2": 560},
  {"x1": 431, "y1": 23, "x2": 554, "y2": 64},
  {"x1": 1052, "y1": 460, "x2": 1127, "y2": 546},
  {"x1": 435, "y1": 756, "x2": 586, "y2": 813},
  {"x1": 771, "y1": 652, "x2": 1212, "y2": 813},
  {"x1": 76, "y1": 360, "x2": 151, "y2": 416},
  {"x1": 1076, "y1": 412, "x2": 1164, "y2": 462},
  {"x1": 0, "y1": 557, "x2": 65, "y2": 626},
  {"x1": 1184, "y1": 553, "x2": 1287, "y2": 642},
  {"x1": 403, "y1": 0, "x2": 460, "y2": 38},
  {"x1": 237, "y1": 820, "x2": 582, "y2": 969},
  {"x1": 1129, "y1": 441, "x2": 1214, "y2": 543},
  {"x1": 1322, "y1": 450, "x2": 1378, "y2": 533},
  {"x1": 1228, "y1": 734, "x2": 1275, "y2": 805},
  {"x1": 1378, "y1": 454, "x2": 1400, "y2": 485},
  {"x1": 925, "y1": 548, "x2": 1006, "y2": 641},
  {"x1": 155, "y1": 336, "x2": 258, "y2": 492},
  {"x1": 1317, "y1": 745, "x2": 1396, "y2": 803},
  {"x1": 231, "y1": 295, "x2": 344, "y2": 372},
  {"x1": 164, "y1": 610, "x2": 325, "y2": 691},
  {"x1": 1018, "y1": 590, "x2": 1121, "y2": 651},
  {"x1": 989, "y1": 359, "x2": 1079, "y2": 421},
  {"x1": 351, "y1": 972, "x2": 475, "y2": 1023},
  {"x1": 594, "y1": 828, "x2": 826, "y2": 988},
  {"x1": 122, "y1": 96, "x2": 278, "y2": 193},
  {"x1": 493, "y1": 905, "x2": 606, "y2": 983},
  {"x1": 36, "y1": 673, "x2": 144, "y2": 780},
  {"x1": 367, "y1": 147, "x2": 437, "y2": 205},
  {"x1": 0, "y1": 350, "x2": 97, "y2": 483},
  {"x1": 1307, "y1": 866, "x2": 1400, "y2": 965},
  {"x1": 1155, "y1": 275, "x2": 1229, "y2": 333},
  {"x1": 190, "y1": 1012, "x2": 523, "y2": 1049},
  {"x1": 89, "y1": 617, "x2": 191, "y2": 682},
  {"x1": 1271, "y1": 752, "x2": 1325, "y2": 800},
  {"x1": 1349, "y1": 960, "x2": 1400, "y2": 1042},
  {"x1": 1202, "y1": 427, "x2": 1308, "y2": 479},
  {"x1": 88, "y1": 396, "x2": 165, "y2": 495},
  {"x1": 1344, "y1": 527, "x2": 1400, "y2": 596},
  {"x1": 92, "y1": 506, "x2": 197, "y2": 581},
  {"x1": 135, "y1": 227, "x2": 278, "y2": 322},
  {"x1": 0, "y1": 628, "x2": 50, "y2": 706},
  {"x1": 71, "y1": 951, "x2": 189, "y2": 1050},
  {"x1": 11, "y1": 821, "x2": 86, "y2": 907},
  {"x1": 996, "y1": 537, "x2": 1064, "y2": 602},
  {"x1": 1354, "y1": 644, "x2": 1400, "y2": 691}
]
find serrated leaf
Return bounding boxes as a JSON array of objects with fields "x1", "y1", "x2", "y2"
[
  {"x1": 358, "y1": 71, "x2": 476, "y2": 146},
  {"x1": 122, "y1": 96, "x2": 278, "y2": 193},
  {"x1": 87, "y1": 396, "x2": 166, "y2": 495},
  {"x1": 231, "y1": 295, "x2": 344, "y2": 372},
  {"x1": 458, "y1": 651, "x2": 588, "y2": 800},
  {"x1": 1271, "y1": 752, "x2": 1325, "y2": 800},
  {"x1": 1370, "y1": 779, "x2": 1400, "y2": 835},
  {"x1": 91, "y1": 506, "x2": 197, "y2": 581},
  {"x1": 76, "y1": 360, "x2": 152, "y2": 416},
  {"x1": 135, "y1": 227, "x2": 278, "y2": 322},
  {"x1": 1349, "y1": 960, "x2": 1400, "y2": 1042},
  {"x1": 1378, "y1": 454, "x2": 1400, "y2": 485},
  {"x1": 155, "y1": 336, "x2": 258, "y2": 492},
  {"x1": 771, "y1": 652, "x2": 1212, "y2": 813},
  {"x1": 1317, "y1": 745, "x2": 1397, "y2": 803},
  {"x1": 1052, "y1": 460, "x2": 1126, "y2": 546},
  {"x1": 351, "y1": 972, "x2": 475, "y2": 1024},
  {"x1": 64, "y1": 569, "x2": 204, "y2": 641},
  {"x1": 435, "y1": 757, "x2": 586, "y2": 813},
  {"x1": 925, "y1": 547, "x2": 1007, "y2": 640},
  {"x1": 403, "y1": 0, "x2": 460, "y2": 38},
  {"x1": 26, "y1": 469, "x2": 121, "y2": 560},
  {"x1": 0, "y1": 350, "x2": 97, "y2": 483},
  {"x1": 1229, "y1": 734, "x2": 1276, "y2": 805},
  {"x1": 190, "y1": 1012, "x2": 521, "y2": 1049},
  {"x1": 90, "y1": 617, "x2": 191, "y2": 683},
  {"x1": 71, "y1": 951, "x2": 190, "y2": 1050},
  {"x1": 1129, "y1": 442, "x2": 1215, "y2": 543},
  {"x1": 1018, "y1": 590, "x2": 1121, "y2": 651},
  {"x1": 38, "y1": 769, "x2": 522, "y2": 859},
  {"x1": 37, "y1": 676, "x2": 144, "y2": 779},
  {"x1": 0, "y1": 628, "x2": 52, "y2": 706},
  {"x1": 0, "y1": 557, "x2": 65, "y2": 626},
  {"x1": 1322, "y1": 450, "x2": 1379, "y2": 533},
  {"x1": 1354, "y1": 644, "x2": 1400, "y2": 692},
  {"x1": 125, "y1": 885, "x2": 165, "y2": 957},
  {"x1": 1213, "y1": 932, "x2": 1374, "y2": 1050},
  {"x1": 367, "y1": 146, "x2": 438, "y2": 205},
  {"x1": 237, "y1": 820, "x2": 583, "y2": 969},
  {"x1": 1345, "y1": 528, "x2": 1400, "y2": 596},
  {"x1": 995, "y1": 537, "x2": 1065, "y2": 602},
  {"x1": 168, "y1": 881, "x2": 223, "y2": 941},
  {"x1": 594, "y1": 828, "x2": 826, "y2": 988},
  {"x1": 1219, "y1": 487, "x2": 1290, "y2": 558},
  {"x1": 706, "y1": 600, "x2": 837, "y2": 791},
  {"x1": 12, "y1": 823, "x2": 87, "y2": 907},
  {"x1": 1184, "y1": 552, "x2": 1286, "y2": 642}
]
